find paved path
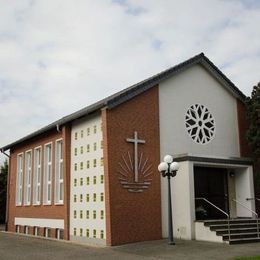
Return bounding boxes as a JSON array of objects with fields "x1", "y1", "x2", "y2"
[{"x1": 0, "y1": 231, "x2": 260, "y2": 260}]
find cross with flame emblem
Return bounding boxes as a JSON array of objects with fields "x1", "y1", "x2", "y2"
[{"x1": 126, "y1": 131, "x2": 145, "y2": 182}]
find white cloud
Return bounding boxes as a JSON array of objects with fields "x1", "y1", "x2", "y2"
[{"x1": 0, "y1": 0, "x2": 260, "y2": 163}]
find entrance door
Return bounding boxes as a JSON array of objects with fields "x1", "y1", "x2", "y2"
[{"x1": 194, "y1": 166, "x2": 229, "y2": 220}]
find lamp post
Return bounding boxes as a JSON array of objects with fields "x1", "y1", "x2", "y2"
[{"x1": 158, "y1": 155, "x2": 179, "y2": 245}]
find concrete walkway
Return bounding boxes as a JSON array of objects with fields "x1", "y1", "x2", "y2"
[{"x1": 0, "y1": 231, "x2": 260, "y2": 259}]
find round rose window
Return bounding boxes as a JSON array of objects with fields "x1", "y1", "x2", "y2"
[{"x1": 185, "y1": 104, "x2": 215, "y2": 144}]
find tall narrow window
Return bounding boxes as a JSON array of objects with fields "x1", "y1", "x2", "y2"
[
  {"x1": 24, "y1": 151, "x2": 32, "y2": 205},
  {"x1": 55, "y1": 140, "x2": 63, "y2": 204},
  {"x1": 44, "y1": 143, "x2": 52, "y2": 204},
  {"x1": 33, "y1": 147, "x2": 41, "y2": 205},
  {"x1": 16, "y1": 153, "x2": 23, "y2": 206}
]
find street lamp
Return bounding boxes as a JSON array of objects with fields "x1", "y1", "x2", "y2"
[{"x1": 158, "y1": 155, "x2": 179, "y2": 245}]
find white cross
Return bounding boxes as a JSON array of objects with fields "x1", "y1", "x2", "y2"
[{"x1": 126, "y1": 131, "x2": 145, "y2": 182}]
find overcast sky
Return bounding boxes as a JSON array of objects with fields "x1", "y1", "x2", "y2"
[{"x1": 0, "y1": 0, "x2": 260, "y2": 163}]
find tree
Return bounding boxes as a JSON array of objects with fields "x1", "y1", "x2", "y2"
[
  {"x1": 246, "y1": 83, "x2": 260, "y2": 189},
  {"x1": 246, "y1": 82, "x2": 260, "y2": 157},
  {"x1": 0, "y1": 160, "x2": 8, "y2": 224}
]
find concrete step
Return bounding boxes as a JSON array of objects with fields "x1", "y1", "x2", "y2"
[
  {"x1": 209, "y1": 223, "x2": 258, "y2": 231},
  {"x1": 216, "y1": 227, "x2": 258, "y2": 235},
  {"x1": 229, "y1": 237, "x2": 260, "y2": 245},
  {"x1": 201, "y1": 218, "x2": 260, "y2": 244},
  {"x1": 203, "y1": 219, "x2": 259, "y2": 226},
  {"x1": 222, "y1": 232, "x2": 260, "y2": 241}
]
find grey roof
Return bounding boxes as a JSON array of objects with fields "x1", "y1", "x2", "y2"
[{"x1": 0, "y1": 52, "x2": 246, "y2": 151}]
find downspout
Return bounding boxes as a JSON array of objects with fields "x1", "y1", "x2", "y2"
[
  {"x1": 56, "y1": 124, "x2": 61, "y2": 133},
  {"x1": 0, "y1": 149, "x2": 10, "y2": 232}
]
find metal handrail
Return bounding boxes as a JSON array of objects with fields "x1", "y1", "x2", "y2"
[
  {"x1": 246, "y1": 197, "x2": 260, "y2": 202},
  {"x1": 195, "y1": 197, "x2": 230, "y2": 240},
  {"x1": 232, "y1": 199, "x2": 259, "y2": 238}
]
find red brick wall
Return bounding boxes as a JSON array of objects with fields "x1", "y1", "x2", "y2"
[
  {"x1": 7, "y1": 125, "x2": 71, "y2": 239},
  {"x1": 102, "y1": 86, "x2": 161, "y2": 246}
]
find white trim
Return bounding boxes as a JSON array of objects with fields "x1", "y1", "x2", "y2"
[
  {"x1": 24, "y1": 150, "x2": 32, "y2": 205},
  {"x1": 15, "y1": 217, "x2": 64, "y2": 229},
  {"x1": 55, "y1": 139, "x2": 64, "y2": 205},
  {"x1": 16, "y1": 152, "x2": 24, "y2": 206},
  {"x1": 33, "y1": 146, "x2": 42, "y2": 205},
  {"x1": 43, "y1": 142, "x2": 52, "y2": 205}
]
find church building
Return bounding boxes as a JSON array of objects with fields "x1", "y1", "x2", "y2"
[{"x1": 1, "y1": 53, "x2": 258, "y2": 246}]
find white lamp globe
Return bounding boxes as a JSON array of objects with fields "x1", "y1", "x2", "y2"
[
  {"x1": 170, "y1": 162, "x2": 180, "y2": 172},
  {"x1": 158, "y1": 162, "x2": 168, "y2": 172},
  {"x1": 163, "y1": 155, "x2": 173, "y2": 164}
]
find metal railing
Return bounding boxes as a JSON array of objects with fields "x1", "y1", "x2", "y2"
[
  {"x1": 246, "y1": 197, "x2": 260, "y2": 202},
  {"x1": 195, "y1": 197, "x2": 230, "y2": 240},
  {"x1": 232, "y1": 199, "x2": 259, "y2": 237}
]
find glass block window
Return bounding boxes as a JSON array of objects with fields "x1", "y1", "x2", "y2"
[
  {"x1": 101, "y1": 210, "x2": 104, "y2": 219},
  {"x1": 185, "y1": 104, "x2": 215, "y2": 144},
  {"x1": 100, "y1": 192, "x2": 104, "y2": 202},
  {"x1": 93, "y1": 159, "x2": 97, "y2": 168}
]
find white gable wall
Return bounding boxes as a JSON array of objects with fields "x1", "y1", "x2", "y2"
[
  {"x1": 159, "y1": 64, "x2": 240, "y2": 158},
  {"x1": 159, "y1": 64, "x2": 242, "y2": 239}
]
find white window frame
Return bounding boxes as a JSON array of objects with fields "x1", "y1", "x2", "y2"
[
  {"x1": 33, "y1": 146, "x2": 42, "y2": 205},
  {"x1": 16, "y1": 153, "x2": 24, "y2": 206},
  {"x1": 24, "y1": 150, "x2": 32, "y2": 205},
  {"x1": 45, "y1": 227, "x2": 51, "y2": 238},
  {"x1": 56, "y1": 229, "x2": 63, "y2": 240},
  {"x1": 55, "y1": 139, "x2": 63, "y2": 204},
  {"x1": 25, "y1": 226, "x2": 29, "y2": 234},
  {"x1": 44, "y1": 142, "x2": 52, "y2": 205},
  {"x1": 34, "y1": 227, "x2": 40, "y2": 236}
]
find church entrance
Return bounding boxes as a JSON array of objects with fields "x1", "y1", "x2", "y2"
[{"x1": 194, "y1": 166, "x2": 229, "y2": 220}]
